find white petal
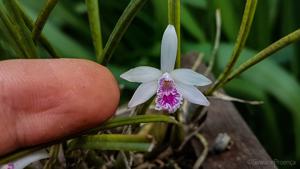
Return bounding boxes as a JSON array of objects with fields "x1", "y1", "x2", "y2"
[
  {"x1": 120, "y1": 66, "x2": 162, "y2": 83},
  {"x1": 7, "y1": 150, "x2": 49, "y2": 169},
  {"x1": 161, "y1": 25, "x2": 178, "y2": 72},
  {"x1": 128, "y1": 81, "x2": 157, "y2": 108},
  {"x1": 176, "y1": 82, "x2": 209, "y2": 106},
  {"x1": 171, "y1": 69, "x2": 212, "y2": 86}
]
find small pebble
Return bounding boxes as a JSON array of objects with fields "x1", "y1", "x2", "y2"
[{"x1": 211, "y1": 133, "x2": 233, "y2": 154}]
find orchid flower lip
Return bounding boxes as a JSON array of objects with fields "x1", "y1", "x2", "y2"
[
  {"x1": 120, "y1": 24, "x2": 211, "y2": 112},
  {"x1": 155, "y1": 72, "x2": 183, "y2": 113}
]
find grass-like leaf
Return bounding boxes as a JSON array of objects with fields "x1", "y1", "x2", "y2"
[
  {"x1": 16, "y1": 2, "x2": 59, "y2": 58},
  {"x1": 0, "y1": 115, "x2": 178, "y2": 163},
  {"x1": 85, "y1": 0, "x2": 103, "y2": 63},
  {"x1": 32, "y1": 0, "x2": 58, "y2": 42},
  {"x1": 89, "y1": 114, "x2": 179, "y2": 133},
  {"x1": 225, "y1": 29, "x2": 300, "y2": 83},
  {"x1": 102, "y1": 0, "x2": 149, "y2": 65},
  {"x1": 68, "y1": 134, "x2": 154, "y2": 152},
  {"x1": 207, "y1": 0, "x2": 257, "y2": 94},
  {"x1": 0, "y1": 5, "x2": 31, "y2": 58},
  {"x1": 3, "y1": 0, "x2": 38, "y2": 58}
]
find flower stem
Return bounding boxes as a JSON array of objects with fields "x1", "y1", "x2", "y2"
[
  {"x1": 168, "y1": 0, "x2": 181, "y2": 68},
  {"x1": 206, "y1": 0, "x2": 257, "y2": 95},
  {"x1": 32, "y1": 0, "x2": 58, "y2": 42},
  {"x1": 102, "y1": 0, "x2": 149, "y2": 65},
  {"x1": 85, "y1": 0, "x2": 103, "y2": 63},
  {"x1": 221, "y1": 29, "x2": 300, "y2": 86}
]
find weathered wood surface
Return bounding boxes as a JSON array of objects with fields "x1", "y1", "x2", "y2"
[{"x1": 183, "y1": 54, "x2": 277, "y2": 169}]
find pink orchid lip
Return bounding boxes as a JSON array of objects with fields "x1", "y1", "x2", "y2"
[{"x1": 155, "y1": 73, "x2": 183, "y2": 113}]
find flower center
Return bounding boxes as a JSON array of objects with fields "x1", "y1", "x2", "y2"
[{"x1": 155, "y1": 73, "x2": 182, "y2": 113}]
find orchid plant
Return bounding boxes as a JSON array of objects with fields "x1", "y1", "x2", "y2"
[
  {"x1": 121, "y1": 25, "x2": 211, "y2": 113},
  {"x1": 1, "y1": 0, "x2": 300, "y2": 168}
]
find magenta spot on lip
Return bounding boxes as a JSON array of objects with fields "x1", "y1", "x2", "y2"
[{"x1": 155, "y1": 73, "x2": 182, "y2": 113}]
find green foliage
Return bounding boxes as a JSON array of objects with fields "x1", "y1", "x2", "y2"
[
  {"x1": 68, "y1": 134, "x2": 154, "y2": 152},
  {"x1": 0, "y1": 114, "x2": 179, "y2": 163},
  {"x1": 92, "y1": 114, "x2": 179, "y2": 132},
  {"x1": 183, "y1": 0, "x2": 300, "y2": 163},
  {"x1": 0, "y1": 0, "x2": 300, "y2": 166}
]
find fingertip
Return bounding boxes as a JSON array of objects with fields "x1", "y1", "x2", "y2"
[{"x1": 78, "y1": 60, "x2": 120, "y2": 124}]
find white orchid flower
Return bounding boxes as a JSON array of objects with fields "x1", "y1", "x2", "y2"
[
  {"x1": 0, "y1": 150, "x2": 49, "y2": 169},
  {"x1": 121, "y1": 25, "x2": 211, "y2": 113}
]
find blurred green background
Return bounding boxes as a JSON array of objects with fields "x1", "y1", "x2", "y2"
[{"x1": 0, "y1": 0, "x2": 299, "y2": 168}]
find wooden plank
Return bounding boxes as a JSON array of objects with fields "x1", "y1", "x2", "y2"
[{"x1": 182, "y1": 53, "x2": 277, "y2": 169}]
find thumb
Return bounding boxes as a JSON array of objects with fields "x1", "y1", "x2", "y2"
[{"x1": 0, "y1": 59, "x2": 119, "y2": 155}]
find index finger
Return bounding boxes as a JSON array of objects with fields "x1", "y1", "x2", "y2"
[{"x1": 0, "y1": 59, "x2": 120, "y2": 155}]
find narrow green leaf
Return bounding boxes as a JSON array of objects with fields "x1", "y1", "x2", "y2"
[
  {"x1": 18, "y1": 1, "x2": 93, "y2": 59},
  {"x1": 68, "y1": 134, "x2": 154, "y2": 152},
  {"x1": 85, "y1": 0, "x2": 103, "y2": 63},
  {"x1": 207, "y1": 0, "x2": 257, "y2": 94},
  {"x1": 90, "y1": 114, "x2": 179, "y2": 132},
  {"x1": 225, "y1": 29, "x2": 300, "y2": 83},
  {"x1": 3, "y1": 0, "x2": 38, "y2": 58},
  {"x1": 22, "y1": 5, "x2": 93, "y2": 59},
  {"x1": 0, "y1": 115, "x2": 178, "y2": 163},
  {"x1": 32, "y1": 0, "x2": 58, "y2": 42},
  {"x1": 102, "y1": 0, "x2": 149, "y2": 65},
  {"x1": 215, "y1": 43, "x2": 300, "y2": 160},
  {"x1": 16, "y1": 2, "x2": 59, "y2": 58},
  {"x1": 0, "y1": 6, "x2": 27, "y2": 57}
]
